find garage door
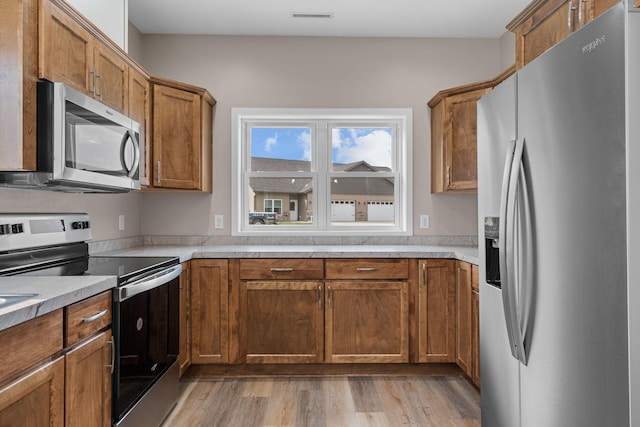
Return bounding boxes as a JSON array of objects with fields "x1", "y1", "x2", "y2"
[
  {"x1": 367, "y1": 201, "x2": 394, "y2": 222},
  {"x1": 331, "y1": 200, "x2": 355, "y2": 222}
]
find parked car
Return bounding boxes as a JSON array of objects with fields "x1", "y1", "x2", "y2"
[{"x1": 248, "y1": 212, "x2": 278, "y2": 225}]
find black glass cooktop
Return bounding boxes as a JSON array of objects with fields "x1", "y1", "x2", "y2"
[{"x1": 88, "y1": 256, "x2": 178, "y2": 281}]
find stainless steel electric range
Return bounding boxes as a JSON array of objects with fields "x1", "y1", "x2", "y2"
[{"x1": 0, "y1": 213, "x2": 181, "y2": 427}]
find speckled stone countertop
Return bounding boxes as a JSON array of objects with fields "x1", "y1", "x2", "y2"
[
  {"x1": 0, "y1": 276, "x2": 116, "y2": 332},
  {"x1": 99, "y1": 244, "x2": 479, "y2": 265}
]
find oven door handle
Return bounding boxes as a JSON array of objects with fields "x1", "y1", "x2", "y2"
[{"x1": 116, "y1": 264, "x2": 182, "y2": 302}]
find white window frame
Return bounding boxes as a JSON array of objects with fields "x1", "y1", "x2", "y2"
[{"x1": 231, "y1": 108, "x2": 413, "y2": 236}]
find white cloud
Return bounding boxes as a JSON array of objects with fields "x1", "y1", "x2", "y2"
[
  {"x1": 264, "y1": 134, "x2": 278, "y2": 152},
  {"x1": 298, "y1": 131, "x2": 312, "y2": 161},
  {"x1": 332, "y1": 128, "x2": 392, "y2": 168}
]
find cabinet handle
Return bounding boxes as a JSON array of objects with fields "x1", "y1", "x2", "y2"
[
  {"x1": 422, "y1": 262, "x2": 426, "y2": 284},
  {"x1": 82, "y1": 309, "x2": 108, "y2": 323},
  {"x1": 446, "y1": 166, "x2": 451, "y2": 187},
  {"x1": 318, "y1": 286, "x2": 322, "y2": 309},
  {"x1": 270, "y1": 267, "x2": 294, "y2": 272},
  {"x1": 568, "y1": 1, "x2": 574, "y2": 34},
  {"x1": 472, "y1": 289, "x2": 480, "y2": 295},
  {"x1": 157, "y1": 161, "x2": 161, "y2": 184},
  {"x1": 107, "y1": 337, "x2": 115, "y2": 374},
  {"x1": 98, "y1": 73, "x2": 103, "y2": 100},
  {"x1": 577, "y1": 0, "x2": 586, "y2": 29},
  {"x1": 327, "y1": 286, "x2": 332, "y2": 308},
  {"x1": 356, "y1": 267, "x2": 379, "y2": 272},
  {"x1": 90, "y1": 69, "x2": 96, "y2": 97}
]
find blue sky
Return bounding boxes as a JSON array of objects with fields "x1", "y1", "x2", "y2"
[{"x1": 251, "y1": 127, "x2": 392, "y2": 168}]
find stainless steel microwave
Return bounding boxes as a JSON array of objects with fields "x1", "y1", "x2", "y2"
[{"x1": 0, "y1": 81, "x2": 140, "y2": 192}]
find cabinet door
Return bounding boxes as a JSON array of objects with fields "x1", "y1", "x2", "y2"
[
  {"x1": 93, "y1": 43, "x2": 127, "y2": 112},
  {"x1": 456, "y1": 261, "x2": 472, "y2": 375},
  {"x1": 443, "y1": 89, "x2": 488, "y2": 192},
  {"x1": 152, "y1": 85, "x2": 202, "y2": 190},
  {"x1": 39, "y1": 0, "x2": 93, "y2": 94},
  {"x1": 179, "y1": 262, "x2": 191, "y2": 376},
  {"x1": 0, "y1": 357, "x2": 64, "y2": 427},
  {"x1": 191, "y1": 259, "x2": 229, "y2": 364},
  {"x1": 514, "y1": 0, "x2": 575, "y2": 68},
  {"x1": 418, "y1": 260, "x2": 456, "y2": 362},
  {"x1": 129, "y1": 68, "x2": 151, "y2": 186},
  {"x1": 0, "y1": 0, "x2": 38, "y2": 171},
  {"x1": 240, "y1": 281, "x2": 324, "y2": 363},
  {"x1": 587, "y1": 0, "x2": 620, "y2": 23},
  {"x1": 326, "y1": 281, "x2": 408, "y2": 363},
  {"x1": 65, "y1": 330, "x2": 112, "y2": 427},
  {"x1": 471, "y1": 287, "x2": 480, "y2": 387}
]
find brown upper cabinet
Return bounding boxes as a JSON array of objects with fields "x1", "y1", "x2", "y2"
[
  {"x1": 128, "y1": 67, "x2": 152, "y2": 187},
  {"x1": 2, "y1": 0, "x2": 216, "y2": 194},
  {"x1": 508, "y1": 0, "x2": 621, "y2": 69},
  {"x1": 428, "y1": 67, "x2": 514, "y2": 193},
  {"x1": 150, "y1": 78, "x2": 215, "y2": 192},
  {"x1": 40, "y1": 0, "x2": 128, "y2": 112},
  {"x1": 1, "y1": 0, "x2": 39, "y2": 171}
]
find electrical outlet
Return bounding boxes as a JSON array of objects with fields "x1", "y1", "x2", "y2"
[
  {"x1": 420, "y1": 214, "x2": 430, "y2": 229},
  {"x1": 118, "y1": 215, "x2": 125, "y2": 231},
  {"x1": 214, "y1": 215, "x2": 224, "y2": 229}
]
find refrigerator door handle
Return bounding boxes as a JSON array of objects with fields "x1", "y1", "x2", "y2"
[{"x1": 499, "y1": 138, "x2": 529, "y2": 365}]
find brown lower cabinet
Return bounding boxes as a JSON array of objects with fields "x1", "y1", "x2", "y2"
[
  {"x1": 0, "y1": 291, "x2": 113, "y2": 426},
  {"x1": 64, "y1": 330, "x2": 112, "y2": 426},
  {"x1": 417, "y1": 259, "x2": 456, "y2": 362},
  {"x1": 0, "y1": 357, "x2": 65, "y2": 426},
  {"x1": 471, "y1": 265, "x2": 480, "y2": 387},
  {"x1": 179, "y1": 261, "x2": 192, "y2": 376},
  {"x1": 240, "y1": 281, "x2": 325, "y2": 363},
  {"x1": 325, "y1": 281, "x2": 409, "y2": 363},
  {"x1": 191, "y1": 259, "x2": 229, "y2": 364},
  {"x1": 188, "y1": 257, "x2": 475, "y2": 386}
]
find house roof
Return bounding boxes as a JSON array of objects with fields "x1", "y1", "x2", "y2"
[{"x1": 249, "y1": 157, "x2": 393, "y2": 196}]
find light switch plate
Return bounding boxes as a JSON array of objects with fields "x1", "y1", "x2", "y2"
[
  {"x1": 214, "y1": 215, "x2": 224, "y2": 229},
  {"x1": 118, "y1": 215, "x2": 125, "y2": 231},
  {"x1": 420, "y1": 214, "x2": 430, "y2": 229}
]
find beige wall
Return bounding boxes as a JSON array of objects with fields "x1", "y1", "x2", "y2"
[
  {"x1": 0, "y1": 187, "x2": 142, "y2": 240},
  {"x1": 138, "y1": 35, "x2": 504, "y2": 236}
]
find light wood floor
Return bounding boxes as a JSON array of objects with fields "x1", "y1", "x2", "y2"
[{"x1": 161, "y1": 375, "x2": 480, "y2": 426}]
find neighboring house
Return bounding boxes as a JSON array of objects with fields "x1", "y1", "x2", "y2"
[{"x1": 249, "y1": 157, "x2": 394, "y2": 222}]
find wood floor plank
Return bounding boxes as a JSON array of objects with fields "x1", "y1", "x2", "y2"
[
  {"x1": 161, "y1": 374, "x2": 480, "y2": 427},
  {"x1": 324, "y1": 378, "x2": 359, "y2": 427},
  {"x1": 263, "y1": 379, "x2": 298, "y2": 426},
  {"x1": 348, "y1": 377, "x2": 384, "y2": 413}
]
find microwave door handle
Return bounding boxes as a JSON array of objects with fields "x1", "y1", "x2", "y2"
[{"x1": 120, "y1": 130, "x2": 140, "y2": 178}]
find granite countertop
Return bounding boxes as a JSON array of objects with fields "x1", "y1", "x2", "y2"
[
  {"x1": 99, "y1": 244, "x2": 480, "y2": 265},
  {"x1": 0, "y1": 275, "x2": 116, "y2": 332}
]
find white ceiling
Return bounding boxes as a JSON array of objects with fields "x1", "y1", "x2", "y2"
[{"x1": 129, "y1": 0, "x2": 532, "y2": 38}]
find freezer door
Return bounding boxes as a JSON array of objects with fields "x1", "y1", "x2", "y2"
[
  {"x1": 477, "y1": 76, "x2": 521, "y2": 427},
  {"x1": 516, "y1": 5, "x2": 628, "y2": 427}
]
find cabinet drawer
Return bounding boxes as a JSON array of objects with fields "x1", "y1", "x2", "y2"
[
  {"x1": 64, "y1": 291, "x2": 112, "y2": 347},
  {"x1": 0, "y1": 310, "x2": 63, "y2": 385},
  {"x1": 239, "y1": 259, "x2": 324, "y2": 280},
  {"x1": 325, "y1": 259, "x2": 409, "y2": 280}
]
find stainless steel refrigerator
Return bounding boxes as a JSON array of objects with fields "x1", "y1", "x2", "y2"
[{"x1": 477, "y1": 3, "x2": 640, "y2": 426}]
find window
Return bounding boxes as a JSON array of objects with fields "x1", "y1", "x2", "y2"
[{"x1": 232, "y1": 108, "x2": 412, "y2": 235}]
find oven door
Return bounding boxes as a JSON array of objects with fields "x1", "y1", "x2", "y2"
[{"x1": 112, "y1": 272, "x2": 180, "y2": 424}]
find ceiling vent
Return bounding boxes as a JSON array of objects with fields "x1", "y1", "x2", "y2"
[{"x1": 291, "y1": 12, "x2": 334, "y2": 19}]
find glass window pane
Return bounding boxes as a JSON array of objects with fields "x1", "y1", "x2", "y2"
[
  {"x1": 250, "y1": 127, "x2": 312, "y2": 171},
  {"x1": 331, "y1": 127, "x2": 393, "y2": 171},
  {"x1": 248, "y1": 178, "x2": 314, "y2": 225},
  {"x1": 330, "y1": 177, "x2": 395, "y2": 224}
]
